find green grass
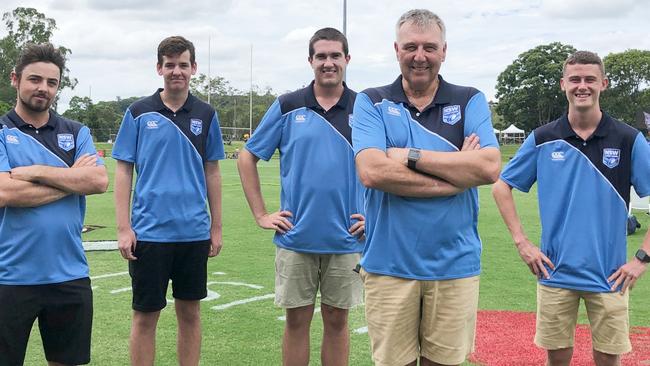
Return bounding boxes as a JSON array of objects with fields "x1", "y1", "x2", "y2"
[{"x1": 23, "y1": 155, "x2": 650, "y2": 365}]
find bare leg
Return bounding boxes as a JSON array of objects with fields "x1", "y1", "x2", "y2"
[
  {"x1": 130, "y1": 310, "x2": 161, "y2": 366},
  {"x1": 320, "y1": 304, "x2": 349, "y2": 366},
  {"x1": 283, "y1": 304, "x2": 315, "y2": 366},
  {"x1": 175, "y1": 299, "x2": 201, "y2": 366}
]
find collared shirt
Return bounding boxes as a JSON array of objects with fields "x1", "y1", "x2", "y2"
[
  {"x1": 112, "y1": 89, "x2": 225, "y2": 242},
  {"x1": 245, "y1": 81, "x2": 364, "y2": 254},
  {"x1": 352, "y1": 75, "x2": 499, "y2": 280},
  {"x1": 0, "y1": 109, "x2": 103, "y2": 285},
  {"x1": 501, "y1": 113, "x2": 650, "y2": 292}
]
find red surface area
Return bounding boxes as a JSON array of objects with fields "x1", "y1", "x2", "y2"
[{"x1": 469, "y1": 310, "x2": 650, "y2": 365}]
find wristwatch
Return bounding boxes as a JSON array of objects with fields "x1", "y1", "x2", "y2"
[
  {"x1": 635, "y1": 249, "x2": 650, "y2": 263},
  {"x1": 407, "y1": 148, "x2": 421, "y2": 170}
]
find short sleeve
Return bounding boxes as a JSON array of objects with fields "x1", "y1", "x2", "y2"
[
  {"x1": 0, "y1": 129, "x2": 10, "y2": 172},
  {"x1": 631, "y1": 132, "x2": 650, "y2": 197},
  {"x1": 245, "y1": 99, "x2": 283, "y2": 161},
  {"x1": 500, "y1": 133, "x2": 538, "y2": 192},
  {"x1": 352, "y1": 92, "x2": 387, "y2": 155},
  {"x1": 206, "y1": 112, "x2": 225, "y2": 161},
  {"x1": 111, "y1": 109, "x2": 138, "y2": 162},
  {"x1": 464, "y1": 92, "x2": 499, "y2": 149},
  {"x1": 75, "y1": 126, "x2": 104, "y2": 166}
]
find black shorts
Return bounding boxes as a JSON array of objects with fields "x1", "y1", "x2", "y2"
[
  {"x1": 0, "y1": 278, "x2": 93, "y2": 365},
  {"x1": 129, "y1": 240, "x2": 210, "y2": 312}
]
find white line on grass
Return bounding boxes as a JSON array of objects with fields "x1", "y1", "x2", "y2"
[
  {"x1": 91, "y1": 271, "x2": 128, "y2": 280},
  {"x1": 353, "y1": 326, "x2": 368, "y2": 334},
  {"x1": 211, "y1": 294, "x2": 275, "y2": 311},
  {"x1": 211, "y1": 281, "x2": 263, "y2": 289},
  {"x1": 110, "y1": 287, "x2": 131, "y2": 294}
]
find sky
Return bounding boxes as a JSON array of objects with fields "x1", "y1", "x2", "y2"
[{"x1": 2, "y1": 0, "x2": 650, "y2": 112}]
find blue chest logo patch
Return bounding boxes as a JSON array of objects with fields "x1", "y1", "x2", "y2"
[
  {"x1": 442, "y1": 105, "x2": 462, "y2": 125},
  {"x1": 602, "y1": 148, "x2": 620, "y2": 168},
  {"x1": 57, "y1": 134, "x2": 74, "y2": 151},
  {"x1": 190, "y1": 119, "x2": 202, "y2": 135}
]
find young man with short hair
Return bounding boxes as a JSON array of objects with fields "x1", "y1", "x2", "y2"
[
  {"x1": 493, "y1": 51, "x2": 650, "y2": 366},
  {"x1": 113, "y1": 36, "x2": 225, "y2": 366},
  {"x1": 0, "y1": 43, "x2": 108, "y2": 366},
  {"x1": 238, "y1": 28, "x2": 364, "y2": 366}
]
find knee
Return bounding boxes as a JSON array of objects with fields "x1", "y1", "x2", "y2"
[
  {"x1": 132, "y1": 310, "x2": 160, "y2": 329},
  {"x1": 321, "y1": 305, "x2": 348, "y2": 332},
  {"x1": 285, "y1": 306, "x2": 314, "y2": 330},
  {"x1": 175, "y1": 301, "x2": 201, "y2": 325}
]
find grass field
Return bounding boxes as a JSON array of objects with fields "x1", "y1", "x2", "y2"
[{"x1": 23, "y1": 145, "x2": 650, "y2": 365}]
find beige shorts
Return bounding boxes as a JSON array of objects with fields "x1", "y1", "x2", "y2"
[
  {"x1": 535, "y1": 284, "x2": 631, "y2": 355},
  {"x1": 274, "y1": 247, "x2": 362, "y2": 309},
  {"x1": 361, "y1": 269, "x2": 479, "y2": 366}
]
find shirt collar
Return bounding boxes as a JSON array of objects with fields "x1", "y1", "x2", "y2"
[
  {"x1": 559, "y1": 111, "x2": 612, "y2": 139},
  {"x1": 153, "y1": 88, "x2": 195, "y2": 113},
  {"x1": 389, "y1": 74, "x2": 451, "y2": 108},
  {"x1": 305, "y1": 81, "x2": 352, "y2": 111},
  {"x1": 8, "y1": 108, "x2": 58, "y2": 129}
]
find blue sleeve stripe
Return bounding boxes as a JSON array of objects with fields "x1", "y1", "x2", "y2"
[
  {"x1": 9, "y1": 127, "x2": 68, "y2": 167},
  {"x1": 499, "y1": 175, "x2": 531, "y2": 193},
  {"x1": 312, "y1": 113, "x2": 353, "y2": 149},
  {"x1": 139, "y1": 111, "x2": 203, "y2": 162},
  {"x1": 540, "y1": 139, "x2": 626, "y2": 206}
]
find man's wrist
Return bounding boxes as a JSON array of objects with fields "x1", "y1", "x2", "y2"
[{"x1": 407, "y1": 148, "x2": 421, "y2": 170}]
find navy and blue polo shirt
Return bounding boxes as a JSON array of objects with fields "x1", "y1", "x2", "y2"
[
  {"x1": 112, "y1": 89, "x2": 225, "y2": 242},
  {"x1": 501, "y1": 113, "x2": 650, "y2": 292},
  {"x1": 245, "y1": 81, "x2": 364, "y2": 254},
  {"x1": 352, "y1": 75, "x2": 499, "y2": 280},
  {"x1": 0, "y1": 109, "x2": 103, "y2": 285}
]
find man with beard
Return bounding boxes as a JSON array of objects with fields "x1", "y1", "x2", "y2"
[
  {"x1": 352, "y1": 9, "x2": 500, "y2": 366},
  {"x1": 238, "y1": 28, "x2": 364, "y2": 366},
  {"x1": 0, "y1": 43, "x2": 108, "y2": 366},
  {"x1": 493, "y1": 51, "x2": 650, "y2": 365},
  {"x1": 112, "y1": 36, "x2": 225, "y2": 365}
]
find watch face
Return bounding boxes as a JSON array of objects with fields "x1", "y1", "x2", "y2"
[{"x1": 636, "y1": 249, "x2": 650, "y2": 263}]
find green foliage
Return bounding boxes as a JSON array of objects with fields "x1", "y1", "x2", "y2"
[
  {"x1": 0, "y1": 7, "x2": 76, "y2": 110},
  {"x1": 495, "y1": 42, "x2": 576, "y2": 131},
  {"x1": 601, "y1": 49, "x2": 650, "y2": 124},
  {"x1": 62, "y1": 96, "x2": 123, "y2": 142},
  {"x1": 190, "y1": 73, "x2": 276, "y2": 137},
  {"x1": 0, "y1": 100, "x2": 11, "y2": 115}
]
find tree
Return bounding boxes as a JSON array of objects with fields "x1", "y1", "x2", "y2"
[
  {"x1": 63, "y1": 96, "x2": 121, "y2": 142},
  {"x1": 601, "y1": 49, "x2": 650, "y2": 124},
  {"x1": 495, "y1": 42, "x2": 576, "y2": 131},
  {"x1": 0, "y1": 7, "x2": 76, "y2": 109}
]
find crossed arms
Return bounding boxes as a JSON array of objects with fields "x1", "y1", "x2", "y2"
[
  {"x1": 355, "y1": 134, "x2": 501, "y2": 197},
  {"x1": 0, "y1": 153, "x2": 108, "y2": 208}
]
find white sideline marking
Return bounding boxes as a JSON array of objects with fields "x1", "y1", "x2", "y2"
[
  {"x1": 91, "y1": 271, "x2": 128, "y2": 280},
  {"x1": 211, "y1": 281, "x2": 263, "y2": 289},
  {"x1": 353, "y1": 326, "x2": 368, "y2": 334},
  {"x1": 212, "y1": 272, "x2": 226, "y2": 275},
  {"x1": 277, "y1": 306, "x2": 322, "y2": 321},
  {"x1": 211, "y1": 294, "x2": 275, "y2": 310},
  {"x1": 111, "y1": 287, "x2": 131, "y2": 294}
]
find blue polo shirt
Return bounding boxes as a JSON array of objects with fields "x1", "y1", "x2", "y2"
[
  {"x1": 112, "y1": 89, "x2": 225, "y2": 242},
  {"x1": 0, "y1": 109, "x2": 103, "y2": 285},
  {"x1": 245, "y1": 82, "x2": 364, "y2": 254},
  {"x1": 501, "y1": 113, "x2": 650, "y2": 292},
  {"x1": 352, "y1": 75, "x2": 499, "y2": 280}
]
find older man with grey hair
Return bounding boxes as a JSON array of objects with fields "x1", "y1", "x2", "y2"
[{"x1": 352, "y1": 9, "x2": 500, "y2": 366}]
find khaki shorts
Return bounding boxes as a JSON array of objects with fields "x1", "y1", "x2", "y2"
[
  {"x1": 535, "y1": 284, "x2": 631, "y2": 355},
  {"x1": 274, "y1": 247, "x2": 362, "y2": 309},
  {"x1": 361, "y1": 269, "x2": 479, "y2": 366}
]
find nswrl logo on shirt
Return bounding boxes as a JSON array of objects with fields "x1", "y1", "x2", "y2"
[
  {"x1": 602, "y1": 148, "x2": 620, "y2": 168},
  {"x1": 442, "y1": 105, "x2": 461, "y2": 125},
  {"x1": 190, "y1": 119, "x2": 203, "y2": 135},
  {"x1": 57, "y1": 134, "x2": 74, "y2": 151}
]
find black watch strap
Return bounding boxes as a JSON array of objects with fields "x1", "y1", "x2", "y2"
[
  {"x1": 635, "y1": 249, "x2": 650, "y2": 263},
  {"x1": 407, "y1": 148, "x2": 421, "y2": 170}
]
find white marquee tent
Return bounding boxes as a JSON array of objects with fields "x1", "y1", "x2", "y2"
[{"x1": 501, "y1": 124, "x2": 525, "y2": 144}]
